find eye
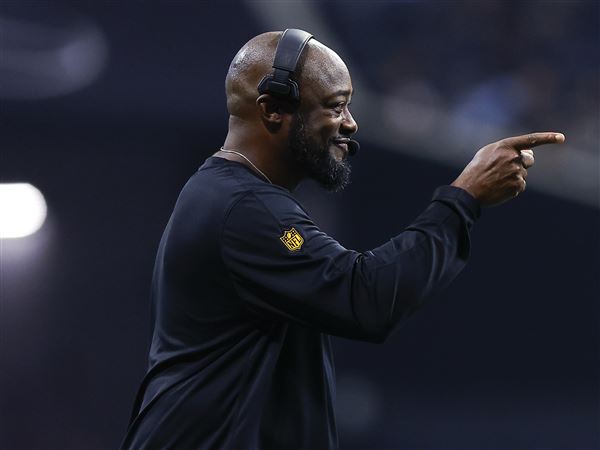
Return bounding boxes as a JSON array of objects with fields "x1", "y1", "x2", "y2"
[{"x1": 332, "y1": 102, "x2": 346, "y2": 114}]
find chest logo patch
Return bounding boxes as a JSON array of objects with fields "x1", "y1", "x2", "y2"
[{"x1": 280, "y1": 227, "x2": 304, "y2": 252}]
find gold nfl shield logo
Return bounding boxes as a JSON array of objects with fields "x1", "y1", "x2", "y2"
[{"x1": 280, "y1": 227, "x2": 304, "y2": 251}]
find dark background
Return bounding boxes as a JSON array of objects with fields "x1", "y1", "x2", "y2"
[{"x1": 1, "y1": 1, "x2": 598, "y2": 449}]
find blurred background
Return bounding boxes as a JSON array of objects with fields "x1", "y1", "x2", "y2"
[{"x1": 1, "y1": 1, "x2": 598, "y2": 449}]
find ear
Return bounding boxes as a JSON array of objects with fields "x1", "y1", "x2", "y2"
[
  {"x1": 256, "y1": 94, "x2": 283, "y2": 124},
  {"x1": 256, "y1": 94, "x2": 296, "y2": 133}
]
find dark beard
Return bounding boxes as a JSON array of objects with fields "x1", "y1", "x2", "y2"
[{"x1": 288, "y1": 112, "x2": 351, "y2": 192}]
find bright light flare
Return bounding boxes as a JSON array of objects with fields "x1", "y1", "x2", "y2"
[{"x1": 0, "y1": 183, "x2": 47, "y2": 239}]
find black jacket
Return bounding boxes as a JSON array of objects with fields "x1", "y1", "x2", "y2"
[{"x1": 121, "y1": 156, "x2": 480, "y2": 450}]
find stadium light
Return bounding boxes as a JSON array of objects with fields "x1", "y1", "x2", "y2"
[{"x1": 0, "y1": 183, "x2": 47, "y2": 239}]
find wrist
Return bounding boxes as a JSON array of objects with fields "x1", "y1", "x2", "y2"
[{"x1": 450, "y1": 180, "x2": 478, "y2": 201}]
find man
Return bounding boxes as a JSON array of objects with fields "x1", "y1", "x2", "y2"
[{"x1": 121, "y1": 30, "x2": 564, "y2": 449}]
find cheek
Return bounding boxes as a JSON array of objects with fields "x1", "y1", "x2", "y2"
[
  {"x1": 318, "y1": 118, "x2": 340, "y2": 143},
  {"x1": 301, "y1": 111, "x2": 340, "y2": 145}
]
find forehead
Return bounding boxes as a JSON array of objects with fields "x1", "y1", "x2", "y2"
[{"x1": 300, "y1": 43, "x2": 353, "y2": 104}]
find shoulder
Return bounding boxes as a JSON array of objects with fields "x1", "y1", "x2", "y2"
[
  {"x1": 225, "y1": 188, "x2": 311, "y2": 231},
  {"x1": 177, "y1": 156, "x2": 312, "y2": 234}
]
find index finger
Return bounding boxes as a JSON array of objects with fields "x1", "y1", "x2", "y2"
[{"x1": 501, "y1": 132, "x2": 565, "y2": 150}]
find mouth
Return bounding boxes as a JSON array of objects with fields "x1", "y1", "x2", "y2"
[{"x1": 332, "y1": 139, "x2": 349, "y2": 155}]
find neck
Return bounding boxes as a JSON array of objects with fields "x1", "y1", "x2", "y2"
[
  {"x1": 220, "y1": 122, "x2": 304, "y2": 191},
  {"x1": 219, "y1": 147, "x2": 273, "y2": 184}
]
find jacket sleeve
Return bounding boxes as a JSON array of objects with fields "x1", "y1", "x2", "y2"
[{"x1": 220, "y1": 185, "x2": 480, "y2": 342}]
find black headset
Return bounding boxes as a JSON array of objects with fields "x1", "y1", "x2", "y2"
[
  {"x1": 257, "y1": 29, "x2": 313, "y2": 102},
  {"x1": 256, "y1": 28, "x2": 360, "y2": 155}
]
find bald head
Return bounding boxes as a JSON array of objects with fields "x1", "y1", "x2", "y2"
[{"x1": 225, "y1": 31, "x2": 350, "y2": 118}]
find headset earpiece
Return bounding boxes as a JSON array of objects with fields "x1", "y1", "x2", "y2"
[{"x1": 257, "y1": 29, "x2": 313, "y2": 102}]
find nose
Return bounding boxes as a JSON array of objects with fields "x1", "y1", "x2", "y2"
[{"x1": 341, "y1": 108, "x2": 358, "y2": 135}]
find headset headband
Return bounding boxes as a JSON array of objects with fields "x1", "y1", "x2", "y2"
[{"x1": 257, "y1": 29, "x2": 313, "y2": 102}]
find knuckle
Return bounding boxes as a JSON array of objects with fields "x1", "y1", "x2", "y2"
[
  {"x1": 494, "y1": 140, "x2": 510, "y2": 152},
  {"x1": 528, "y1": 134, "x2": 537, "y2": 145}
]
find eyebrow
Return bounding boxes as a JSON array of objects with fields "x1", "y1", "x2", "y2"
[{"x1": 325, "y1": 89, "x2": 353, "y2": 101}]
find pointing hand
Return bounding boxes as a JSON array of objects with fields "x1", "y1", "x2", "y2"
[{"x1": 451, "y1": 132, "x2": 565, "y2": 207}]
